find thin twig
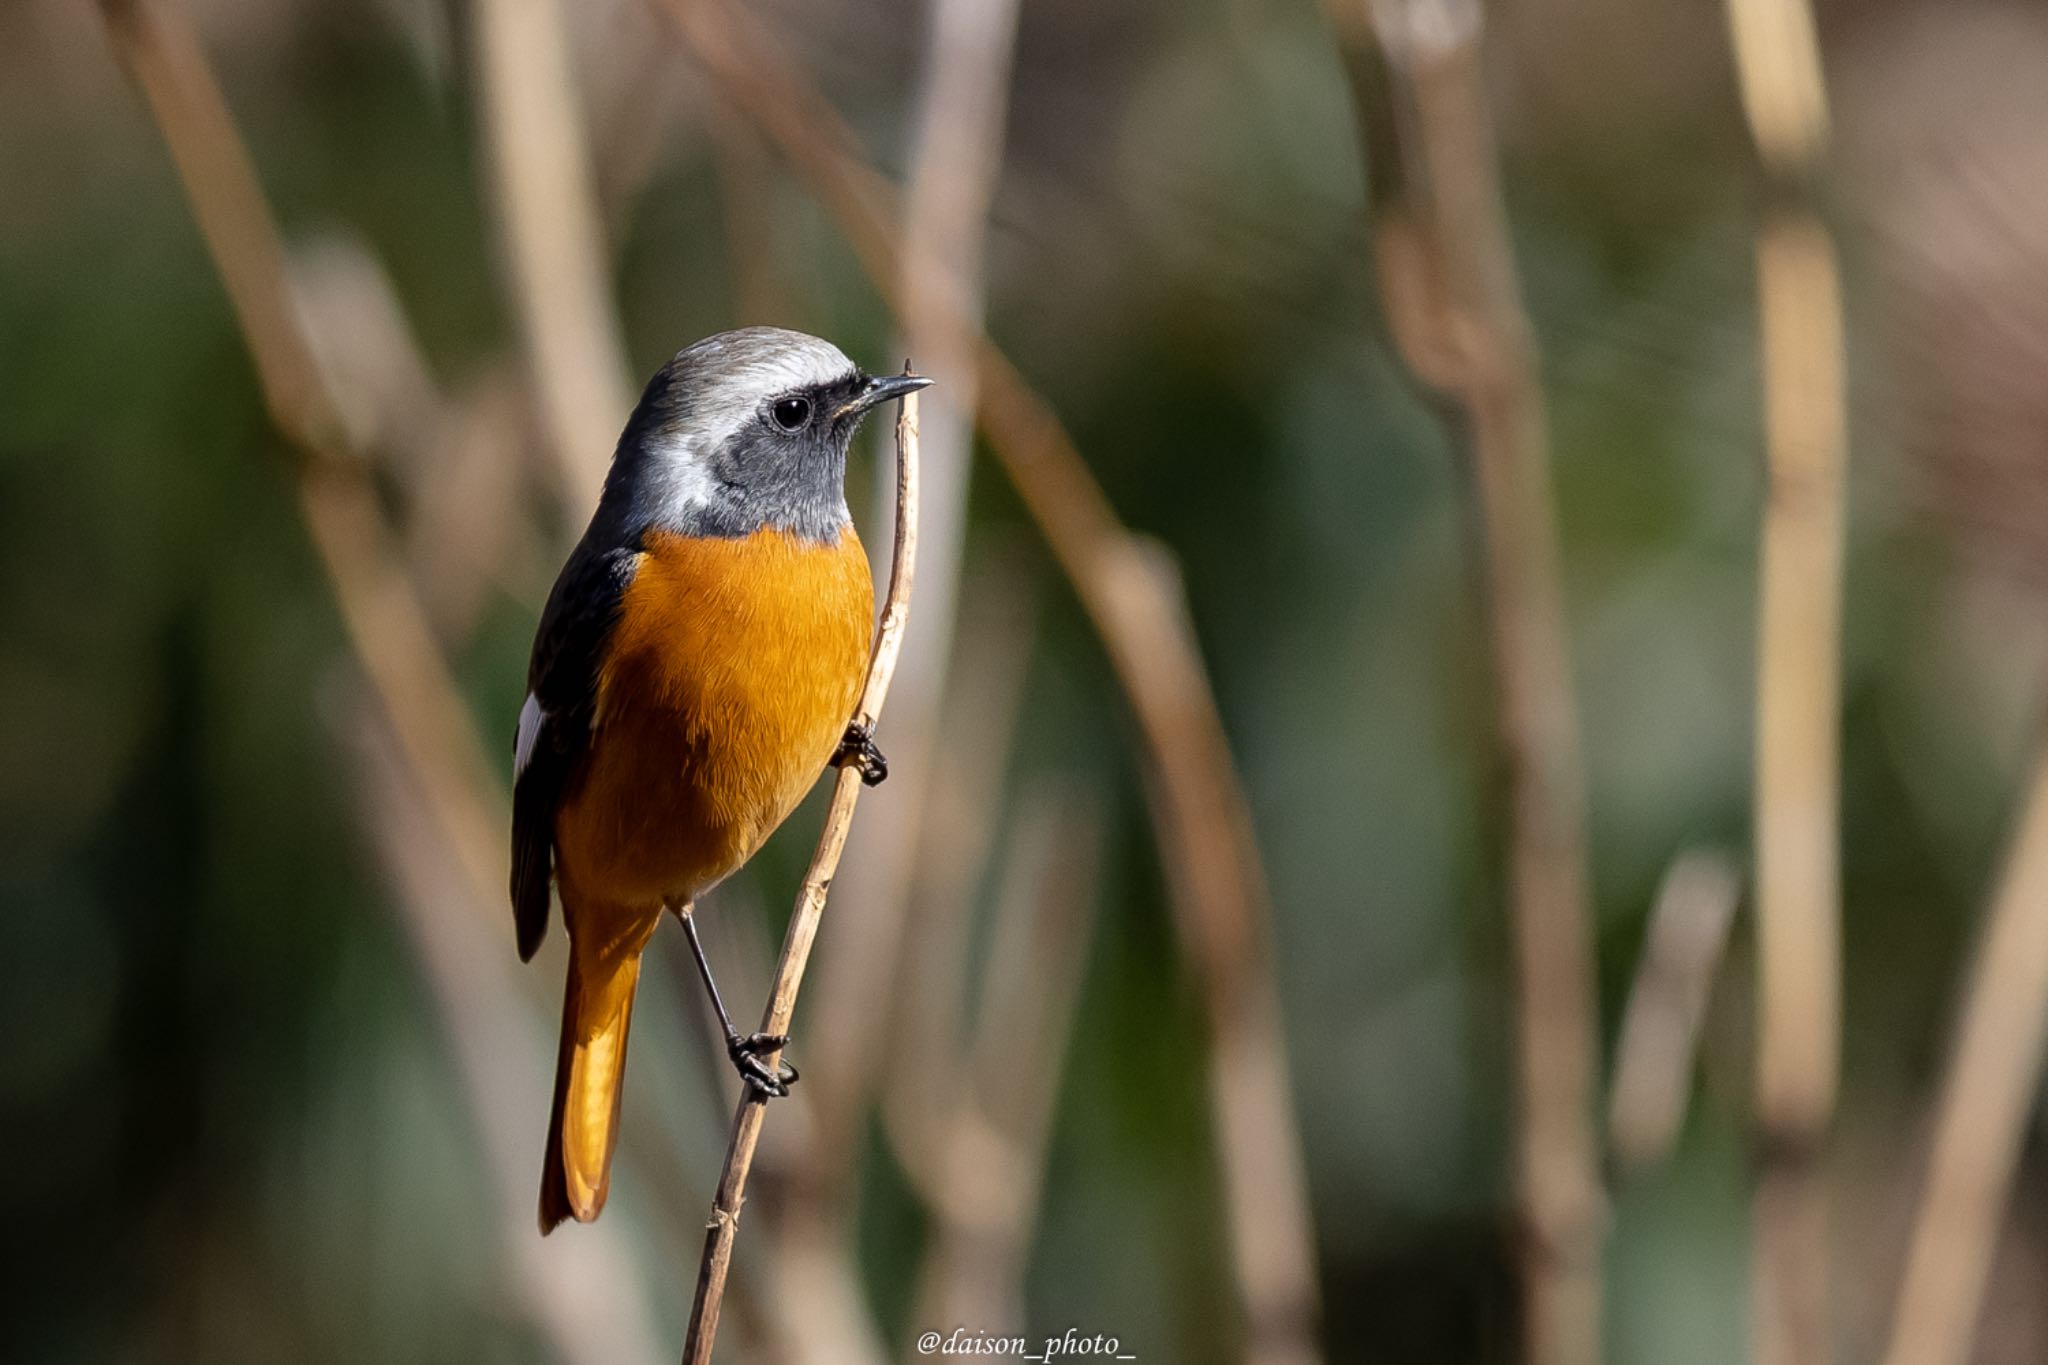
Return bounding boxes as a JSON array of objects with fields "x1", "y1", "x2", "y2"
[
  {"x1": 1357, "y1": 2, "x2": 1605, "y2": 1360},
  {"x1": 472, "y1": 0, "x2": 636, "y2": 505},
  {"x1": 94, "y1": 2, "x2": 664, "y2": 1357},
  {"x1": 680, "y1": 388, "x2": 922, "y2": 1365},
  {"x1": 1725, "y1": 0, "x2": 1845, "y2": 1357},
  {"x1": 651, "y1": 5, "x2": 1324, "y2": 1357},
  {"x1": 662, "y1": 889, "x2": 889, "y2": 1365},
  {"x1": 1607, "y1": 852, "x2": 1743, "y2": 1175},
  {"x1": 1881, "y1": 735, "x2": 2048, "y2": 1365}
]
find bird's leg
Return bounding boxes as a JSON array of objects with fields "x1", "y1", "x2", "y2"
[
  {"x1": 833, "y1": 719, "x2": 888, "y2": 786},
  {"x1": 677, "y1": 904, "x2": 797, "y2": 1098}
]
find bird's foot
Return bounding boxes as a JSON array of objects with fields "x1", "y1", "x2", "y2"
[
  {"x1": 834, "y1": 722, "x2": 887, "y2": 786},
  {"x1": 727, "y1": 1031, "x2": 798, "y2": 1098}
]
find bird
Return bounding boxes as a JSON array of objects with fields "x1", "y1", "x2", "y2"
[{"x1": 510, "y1": 327, "x2": 930, "y2": 1233}]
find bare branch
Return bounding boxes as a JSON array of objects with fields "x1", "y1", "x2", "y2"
[
  {"x1": 1724, "y1": 0, "x2": 1846, "y2": 1356},
  {"x1": 472, "y1": 0, "x2": 636, "y2": 505},
  {"x1": 95, "y1": 2, "x2": 664, "y2": 1357},
  {"x1": 1882, "y1": 740, "x2": 2048, "y2": 1365},
  {"x1": 1354, "y1": 1, "x2": 1605, "y2": 1359},
  {"x1": 681, "y1": 389, "x2": 923, "y2": 1365}
]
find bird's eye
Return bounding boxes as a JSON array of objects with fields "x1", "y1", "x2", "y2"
[{"x1": 771, "y1": 396, "x2": 811, "y2": 431}]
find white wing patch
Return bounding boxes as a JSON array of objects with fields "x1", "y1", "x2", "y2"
[{"x1": 513, "y1": 692, "x2": 545, "y2": 779}]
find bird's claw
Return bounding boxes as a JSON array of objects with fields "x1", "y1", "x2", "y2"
[
  {"x1": 834, "y1": 722, "x2": 887, "y2": 786},
  {"x1": 728, "y1": 1031, "x2": 797, "y2": 1098}
]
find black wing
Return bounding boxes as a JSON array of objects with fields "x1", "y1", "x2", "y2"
[{"x1": 510, "y1": 545, "x2": 641, "y2": 961}]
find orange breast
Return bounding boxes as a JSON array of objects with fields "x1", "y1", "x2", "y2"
[{"x1": 553, "y1": 526, "x2": 873, "y2": 913}]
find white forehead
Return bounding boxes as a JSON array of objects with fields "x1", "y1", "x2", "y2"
[{"x1": 678, "y1": 327, "x2": 856, "y2": 422}]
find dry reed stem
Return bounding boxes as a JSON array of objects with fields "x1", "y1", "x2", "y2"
[
  {"x1": 284, "y1": 235, "x2": 536, "y2": 643},
  {"x1": 1607, "y1": 852, "x2": 1742, "y2": 1174},
  {"x1": 800, "y1": 0, "x2": 1022, "y2": 1200},
  {"x1": 676, "y1": 14, "x2": 1320, "y2": 1333},
  {"x1": 758, "y1": 1225, "x2": 892, "y2": 1365},
  {"x1": 1881, "y1": 744, "x2": 2048, "y2": 1365},
  {"x1": 1752, "y1": 215, "x2": 1846, "y2": 1139},
  {"x1": 1360, "y1": 2, "x2": 1605, "y2": 1360},
  {"x1": 881, "y1": 557, "x2": 1039, "y2": 1183},
  {"x1": 1749, "y1": 213, "x2": 1846, "y2": 1365},
  {"x1": 913, "y1": 785, "x2": 1103, "y2": 1337},
  {"x1": 650, "y1": 5, "x2": 1323, "y2": 1358},
  {"x1": 680, "y1": 390, "x2": 922, "y2": 1365},
  {"x1": 95, "y1": 0, "x2": 507, "y2": 925},
  {"x1": 472, "y1": 0, "x2": 636, "y2": 505},
  {"x1": 1726, "y1": 0, "x2": 1830, "y2": 173},
  {"x1": 1725, "y1": 0, "x2": 1845, "y2": 1356},
  {"x1": 581, "y1": 3, "x2": 690, "y2": 238},
  {"x1": 95, "y1": 1, "x2": 665, "y2": 1357}
]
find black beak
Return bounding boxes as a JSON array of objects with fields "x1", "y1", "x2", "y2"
[{"x1": 835, "y1": 371, "x2": 934, "y2": 420}]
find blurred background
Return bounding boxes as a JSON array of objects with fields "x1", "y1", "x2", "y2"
[{"x1": 6, "y1": 0, "x2": 2048, "y2": 1361}]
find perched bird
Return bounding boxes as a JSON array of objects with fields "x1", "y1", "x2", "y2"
[{"x1": 511, "y1": 328, "x2": 929, "y2": 1233}]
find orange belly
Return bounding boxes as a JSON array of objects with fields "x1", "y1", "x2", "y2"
[{"x1": 553, "y1": 526, "x2": 873, "y2": 917}]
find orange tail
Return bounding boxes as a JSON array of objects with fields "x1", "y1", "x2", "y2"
[{"x1": 539, "y1": 941, "x2": 644, "y2": 1234}]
